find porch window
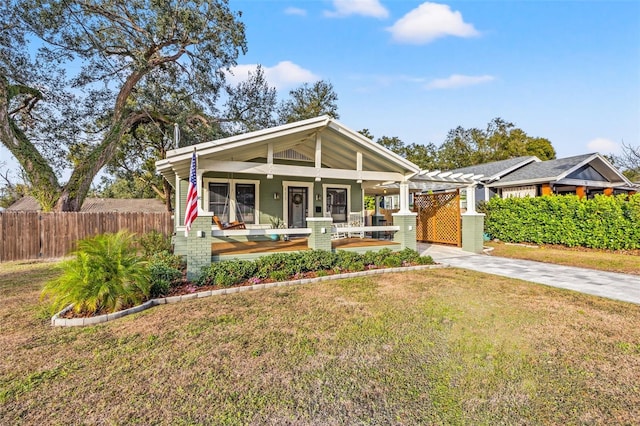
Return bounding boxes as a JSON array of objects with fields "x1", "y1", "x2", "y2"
[
  {"x1": 206, "y1": 180, "x2": 258, "y2": 224},
  {"x1": 326, "y1": 187, "x2": 347, "y2": 223},
  {"x1": 235, "y1": 183, "x2": 255, "y2": 224},
  {"x1": 209, "y1": 183, "x2": 230, "y2": 223}
]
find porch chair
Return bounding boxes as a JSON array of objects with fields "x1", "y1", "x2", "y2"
[
  {"x1": 331, "y1": 223, "x2": 347, "y2": 239},
  {"x1": 348, "y1": 212, "x2": 364, "y2": 238},
  {"x1": 212, "y1": 215, "x2": 246, "y2": 230}
]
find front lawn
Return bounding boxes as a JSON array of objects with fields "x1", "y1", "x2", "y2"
[
  {"x1": 2, "y1": 261, "x2": 639, "y2": 424},
  {"x1": 486, "y1": 241, "x2": 640, "y2": 275}
]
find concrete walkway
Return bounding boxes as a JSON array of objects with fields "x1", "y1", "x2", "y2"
[{"x1": 418, "y1": 243, "x2": 640, "y2": 305}]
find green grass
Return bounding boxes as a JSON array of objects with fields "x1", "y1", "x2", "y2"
[
  {"x1": 2, "y1": 260, "x2": 640, "y2": 424},
  {"x1": 487, "y1": 241, "x2": 640, "y2": 275}
]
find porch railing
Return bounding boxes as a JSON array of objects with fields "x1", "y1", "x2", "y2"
[
  {"x1": 211, "y1": 227, "x2": 312, "y2": 237},
  {"x1": 211, "y1": 225, "x2": 399, "y2": 238}
]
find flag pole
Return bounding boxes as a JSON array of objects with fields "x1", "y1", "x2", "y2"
[
  {"x1": 184, "y1": 147, "x2": 198, "y2": 237},
  {"x1": 174, "y1": 123, "x2": 180, "y2": 149}
]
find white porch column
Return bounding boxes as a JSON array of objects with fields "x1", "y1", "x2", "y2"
[
  {"x1": 466, "y1": 184, "x2": 476, "y2": 213},
  {"x1": 197, "y1": 169, "x2": 204, "y2": 215},
  {"x1": 398, "y1": 181, "x2": 411, "y2": 214}
]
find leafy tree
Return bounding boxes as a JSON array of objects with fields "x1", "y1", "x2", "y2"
[
  {"x1": 437, "y1": 118, "x2": 556, "y2": 169},
  {"x1": 358, "y1": 128, "x2": 375, "y2": 140},
  {"x1": 222, "y1": 65, "x2": 277, "y2": 135},
  {"x1": 376, "y1": 136, "x2": 405, "y2": 154},
  {"x1": 278, "y1": 80, "x2": 339, "y2": 123},
  {"x1": 95, "y1": 75, "x2": 224, "y2": 210},
  {"x1": 370, "y1": 132, "x2": 439, "y2": 170},
  {"x1": 404, "y1": 142, "x2": 439, "y2": 170},
  {"x1": 1, "y1": 0, "x2": 247, "y2": 211}
]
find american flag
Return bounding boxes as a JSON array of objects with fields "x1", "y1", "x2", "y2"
[{"x1": 184, "y1": 151, "x2": 198, "y2": 232}]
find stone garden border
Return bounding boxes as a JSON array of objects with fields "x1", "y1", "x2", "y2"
[{"x1": 51, "y1": 264, "x2": 448, "y2": 327}]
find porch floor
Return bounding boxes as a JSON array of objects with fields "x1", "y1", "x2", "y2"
[{"x1": 211, "y1": 237, "x2": 399, "y2": 256}]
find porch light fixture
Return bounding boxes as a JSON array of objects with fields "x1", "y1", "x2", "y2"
[
  {"x1": 315, "y1": 193, "x2": 321, "y2": 201},
  {"x1": 273, "y1": 192, "x2": 280, "y2": 200}
]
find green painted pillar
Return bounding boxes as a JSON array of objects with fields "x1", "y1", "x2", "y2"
[
  {"x1": 392, "y1": 213, "x2": 417, "y2": 251},
  {"x1": 185, "y1": 216, "x2": 213, "y2": 281},
  {"x1": 462, "y1": 213, "x2": 485, "y2": 254},
  {"x1": 306, "y1": 217, "x2": 332, "y2": 252}
]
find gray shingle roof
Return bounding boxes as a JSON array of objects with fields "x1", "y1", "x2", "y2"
[
  {"x1": 495, "y1": 153, "x2": 596, "y2": 183},
  {"x1": 7, "y1": 196, "x2": 167, "y2": 213},
  {"x1": 449, "y1": 156, "x2": 539, "y2": 180}
]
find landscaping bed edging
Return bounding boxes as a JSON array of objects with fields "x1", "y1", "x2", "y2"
[{"x1": 51, "y1": 264, "x2": 448, "y2": 327}]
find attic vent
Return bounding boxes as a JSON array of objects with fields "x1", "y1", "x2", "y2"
[{"x1": 274, "y1": 149, "x2": 312, "y2": 162}]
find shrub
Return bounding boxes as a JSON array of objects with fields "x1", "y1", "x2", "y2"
[
  {"x1": 362, "y1": 248, "x2": 393, "y2": 267},
  {"x1": 138, "y1": 230, "x2": 172, "y2": 257},
  {"x1": 149, "y1": 250, "x2": 185, "y2": 270},
  {"x1": 416, "y1": 255, "x2": 434, "y2": 265},
  {"x1": 334, "y1": 250, "x2": 363, "y2": 271},
  {"x1": 484, "y1": 194, "x2": 640, "y2": 250},
  {"x1": 148, "y1": 262, "x2": 182, "y2": 298},
  {"x1": 255, "y1": 253, "x2": 294, "y2": 279},
  {"x1": 298, "y1": 250, "x2": 337, "y2": 272},
  {"x1": 396, "y1": 248, "x2": 420, "y2": 264},
  {"x1": 382, "y1": 255, "x2": 402, "y2": 268},
  {"x1": 269, "y1": 270, "x2": 289, "y2": 282},
  {"x1": 198, "y1": 259, "x2": 257, "y2": 287},
  {"x1": 42, "y1": 231, "x2": 150, "y2": 315}
]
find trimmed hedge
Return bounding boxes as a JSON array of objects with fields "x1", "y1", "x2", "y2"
[
  {"x1": 197, "y1": 249, "x2": 434, "y2": 287},
  {"x1": 483, "y1": 194, "x2": 640, "y2": 250}
]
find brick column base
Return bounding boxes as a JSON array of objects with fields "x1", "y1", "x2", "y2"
[
  {"x1": 462, "y1": 213, "x2": 485, "y2": 254},
  {"x1": 185, "y1": 216, "x2": 213, "y2": 281},
  {"x1": 392, "y1": 213, "x2": 417, "y2": 251},
  {"x1": 307, "y1": 217, "x2": 332, "y2": 252}
]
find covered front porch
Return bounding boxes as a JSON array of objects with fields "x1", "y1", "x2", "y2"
[{"x1": 157, "y1": 116, "x2": 484, "y2": 280}]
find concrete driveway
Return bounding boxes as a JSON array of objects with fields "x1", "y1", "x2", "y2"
[{"x1": 418, "y1": 243, "x2": 640, "y2": 305}]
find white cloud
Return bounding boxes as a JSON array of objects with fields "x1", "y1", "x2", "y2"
[
  {"x1": 387, "y1": 2, "x2": 479, "y2": 44},
  {"x1": 587, "y1": 138, "x2": 621, "y2": 154},
  {"x1": 225, "y1": 61, "x2": 319, "y2": 90},
  {"x1": 324, "y1": 0, "x2": 389, "y2": 18},
  {"x1": 284, "y1": 7, "x2": 306, "y2": 17},
  {"x1": 426, "y1": 74, "x2": 494, "y2": 89}
]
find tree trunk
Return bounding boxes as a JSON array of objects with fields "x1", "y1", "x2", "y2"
[
  {"x1": 55, "y1": 70, "x2": 147, "y2": 211},
  {"x1": 0, "y1": 76, "x2": 61, "y2": 210},
  {"x1": 163, "y1": 178, "x2": 173, "y2": 212}
]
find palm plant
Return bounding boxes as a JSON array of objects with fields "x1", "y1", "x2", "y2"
[{"x1": 42, "y1": 231, "x2": 151, "y2": 315}]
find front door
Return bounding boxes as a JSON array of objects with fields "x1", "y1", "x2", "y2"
[{"x1": 288, "y1": 187, "x2": 308, "y2": 228}]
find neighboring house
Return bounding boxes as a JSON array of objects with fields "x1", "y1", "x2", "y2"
[
  {"x1": 450, "y1": 153, "x2": 637, "y2": 203},
  {"x1": 156, "y1": 116, "x2": 482, "y2": 277},
  {"x1": 6, "y1": 196, "x2": 167, "y2": 212}
]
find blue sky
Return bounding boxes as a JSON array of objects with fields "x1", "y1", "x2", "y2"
[
  {"x1": 1, "y1": 0, "x2": 638, "y2": 181},
  {"x1": 228, "y1": 0, "x2": 639, "y2": 159}
]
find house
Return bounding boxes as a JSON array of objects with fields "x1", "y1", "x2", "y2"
[
  {"x1": 156, "y1": 116, "x2": 484, "y2": 279},
  {"x1": 450, "y1": 153, "x2": 637, "y2": 204},
  {"x1": 6, "y1": 196, "x2": 167, "y2": 212}
]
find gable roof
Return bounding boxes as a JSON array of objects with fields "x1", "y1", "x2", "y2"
[
  {"x1": 157, "y1": 116, "x2": 421, "y2": 185},
  {"x1": 450, "y1": 156, "x2": 539, "y2": 182},
  {"x1": 488, "y1": 153, "x2": 633, "y2": 188},
  {"x1": 7, "y1": 196, "x2": 167, "y2": 213}
]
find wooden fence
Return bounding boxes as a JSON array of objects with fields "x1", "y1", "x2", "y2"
[{"x1": 0, "y1": 211, "x2": 173, "y2": 262}]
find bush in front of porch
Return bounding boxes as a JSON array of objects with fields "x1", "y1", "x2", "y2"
[{"x1": 197, "y1": 248, "x2": 433, "y2": 288}]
